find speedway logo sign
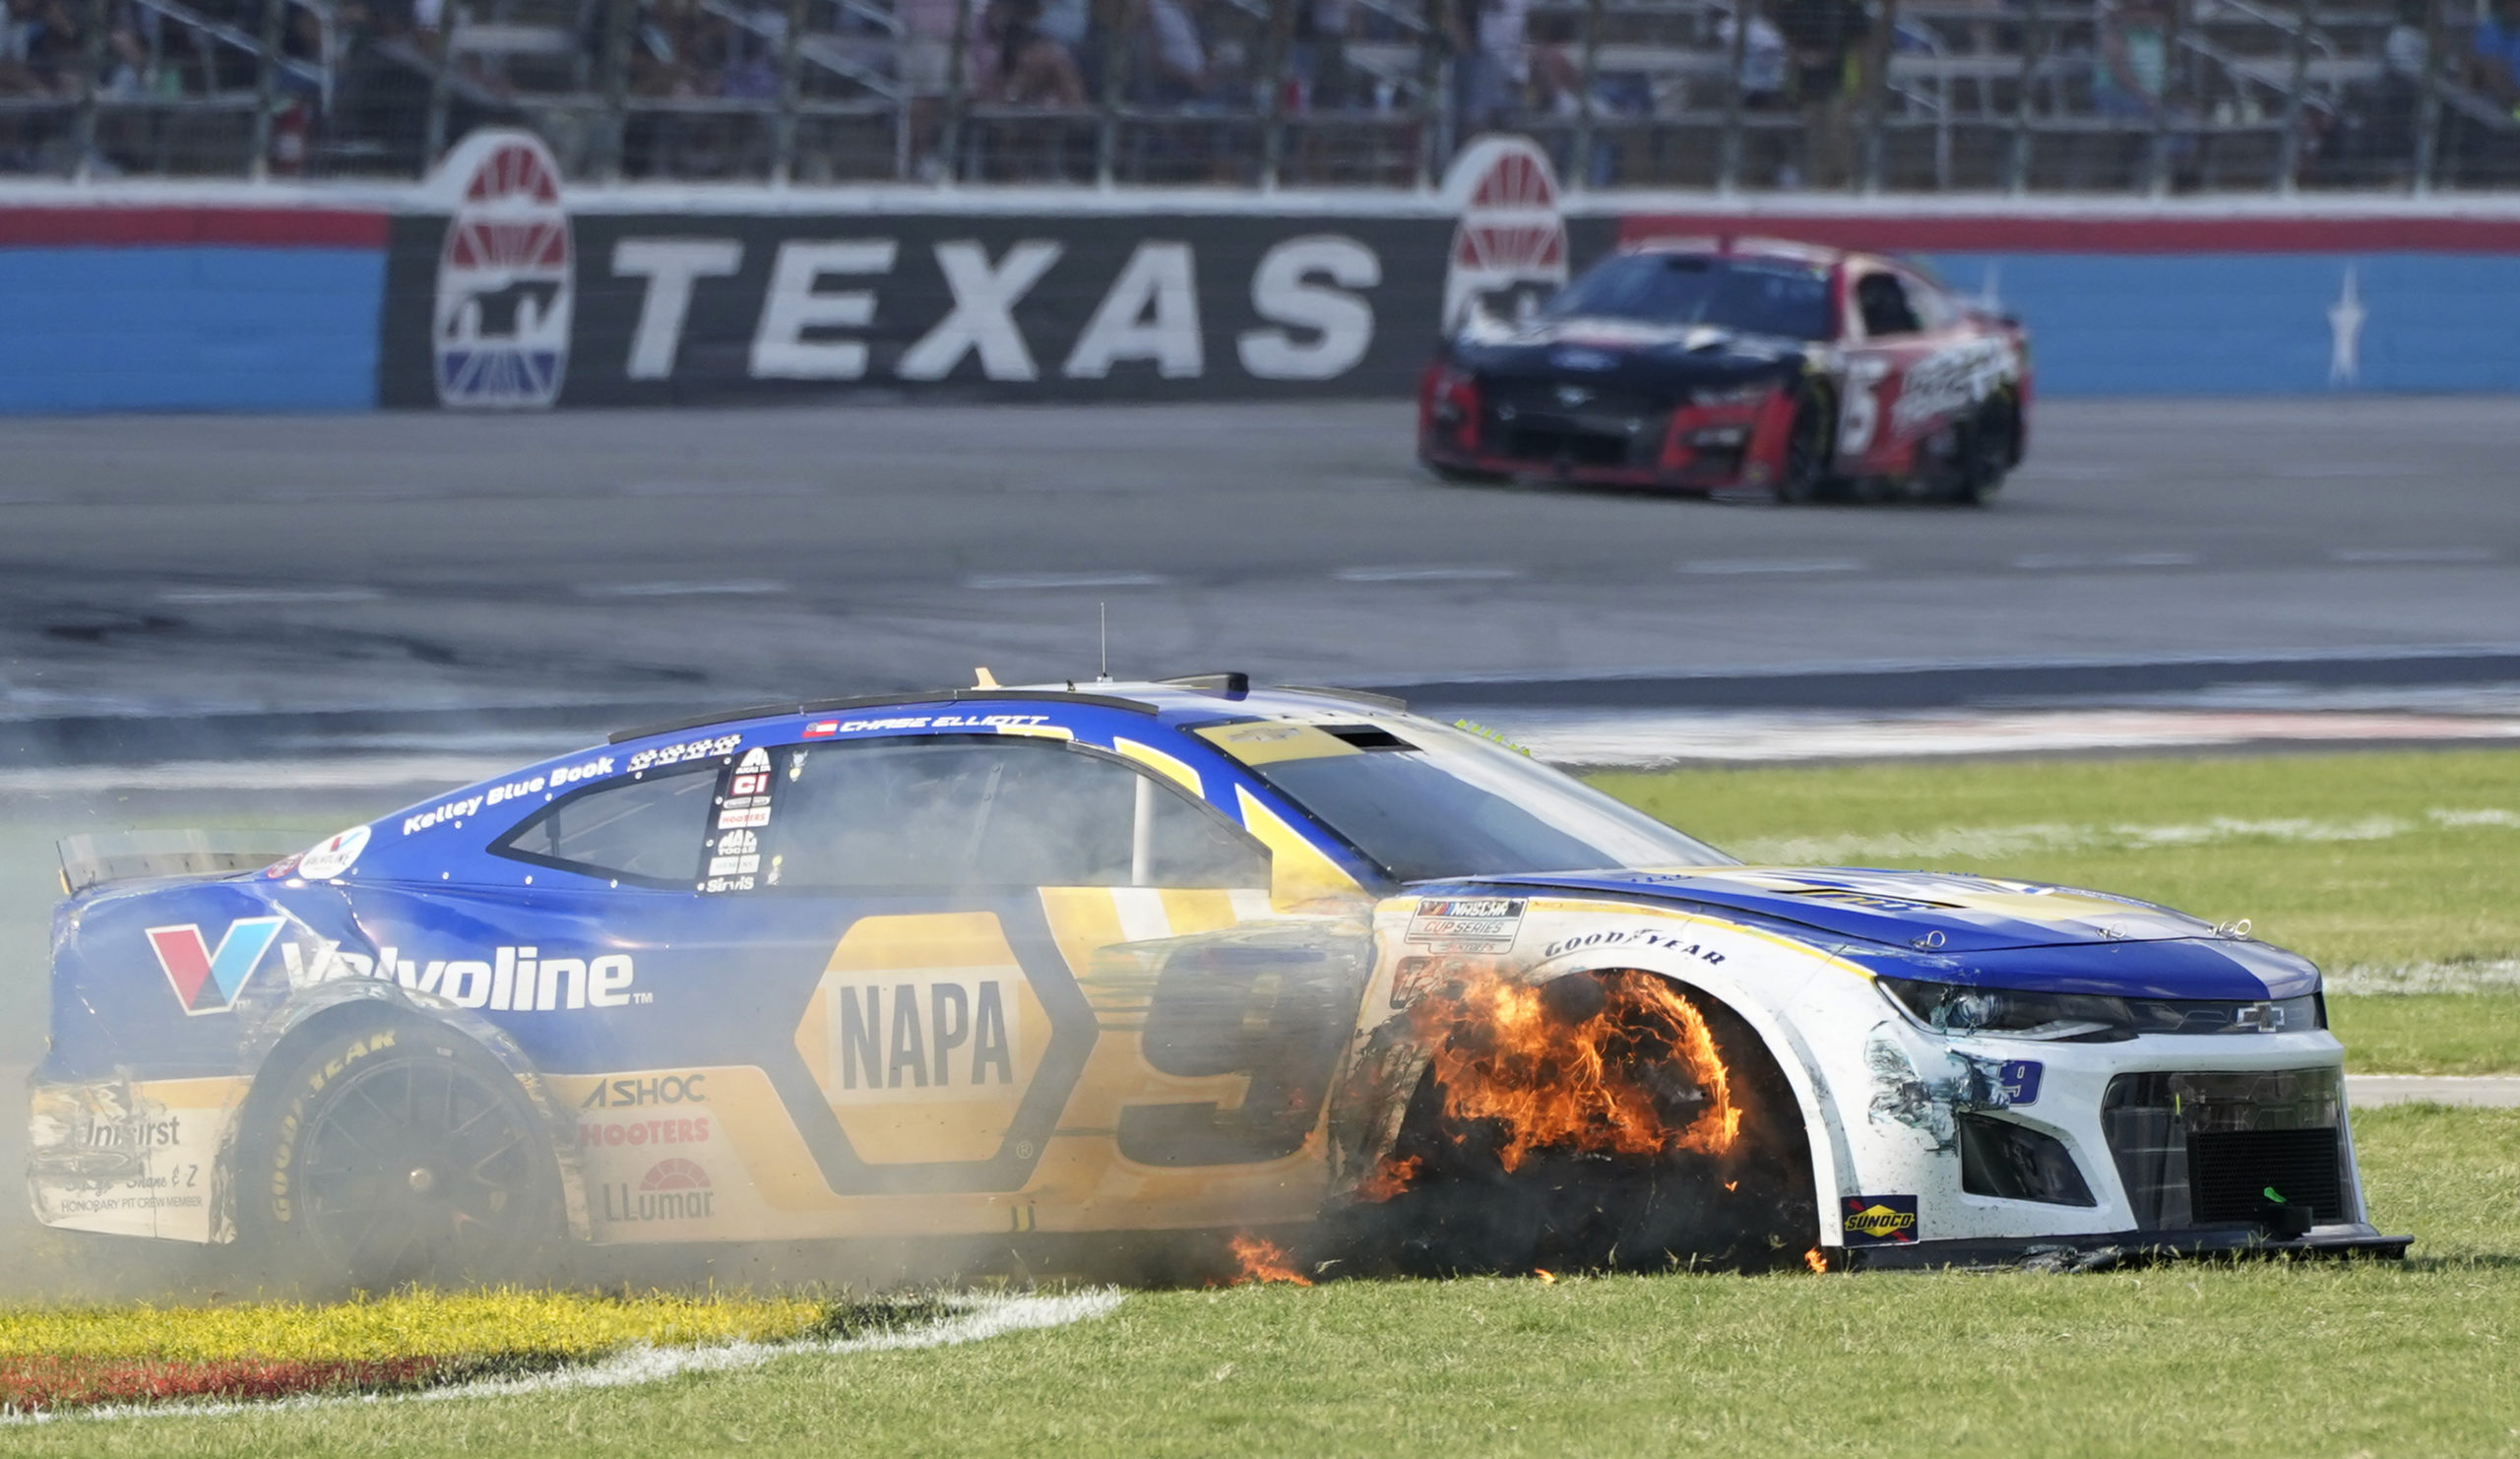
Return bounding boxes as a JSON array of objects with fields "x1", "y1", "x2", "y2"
[{"x1": 381, "y1": 133, "x2": 1605, "y2": 409}]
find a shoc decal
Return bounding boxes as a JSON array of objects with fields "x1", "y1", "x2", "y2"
[
  {"x1": 1841, "y1": 1193, "x2": 1922, "y2": 1245},
  {"x1": 579, "y1": 1115, "x2": 711, "y2": 1149},
  {"x1": 820, "y1": 978, "x2": 1019, "y2": 1099},
  {"x1": 283, "y1": 942, "x2": 642, "y2": 1010},
  {"x1": 296, "y1": 825, "x2": 370, "y2": 880},
  {"x1": 625, "y1": 733, "x2": 744, "y2": 774},
  {"x1": 1405, "y1": 897, "x2": 1526, "y2": 953},
  {"x1": 147, "y1": 918, "x2": 288, "y2": 1015},
  {"x1": 1541, "y1": 926, "x2": 1728, "y2": 967},
  {"x1": 580, "y1": 1073, "x2": 708, "y2": 1108},
  {"x1": 600, "y1": 1158, "x2": 714, "y2": 1223}
]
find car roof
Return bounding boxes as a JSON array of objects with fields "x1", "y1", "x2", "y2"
[
  {"x1": 1618, "y1": 234, "x2": 1857, "y2": 270},
  {"x1": 604, "y1": 677, "x2": 1413, "y2": 745}
]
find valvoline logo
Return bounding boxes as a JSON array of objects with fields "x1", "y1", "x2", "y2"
[
  {"x1": 146, "y1": 918, "x2": 286, "y2": 1015},
  {"x1": 432, "y1": 131, "x2": 573, "y2": 410}
]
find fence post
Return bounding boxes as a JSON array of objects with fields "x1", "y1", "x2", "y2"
[
  {"x1": 1858, "y1": 0, "x2": 1898, "y2": 191},
  {"x1": 1416, "y1": 0, "x2": 1446, "y2": 189},
  {"x1": 2274, "y1": 0, "x2": 2312, "y2": 191},
  {"x1": 1716, "y1": 0, "x2": 1748, "y2": 191},
  {"x1": 2411, "y1": 0, "x2": 2444, "y2": 191},
  {"x1": 2005, "y1": 0, "x2": 2042, "y2": 192},
  {"x1": 250, "y1": 0, "x2": 288, "y2": 178},
  {"x1": 2144, "y1": 0, "x2": 2184, "y2": 195},
  {"x1": 1259, "y1": 0, "x2": 1295, "y2": 187},
  {"x1": 1569, "y1": 0, "x2": 1604, "y2": 187},
  {"x1": 939, "y1": 0, "x2": 976, "y2": 179},
  {"x1": 772, "y1": 0, "x2": 807, "y2": 180},
  {"x1": 1095, "y1": 0, "x2": 1126, "y2": 185},
  {"x1": 596, "y1": 0, "x2": 635, "y2": 180},
  {"x1": 423, "y1": 7, "x2": 455, "y2": 169},
  {"x1": 71, "y1": 0, "x2": 105, "y2": 178}
]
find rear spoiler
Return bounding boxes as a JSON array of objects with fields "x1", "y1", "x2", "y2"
[{"x1": 57, "y1": 830, "x2": 295, "y2": 897}]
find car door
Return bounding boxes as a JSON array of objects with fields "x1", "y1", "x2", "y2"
[{"x1": 1834, "y1": 266, "x2": 1945, "y2": 476}]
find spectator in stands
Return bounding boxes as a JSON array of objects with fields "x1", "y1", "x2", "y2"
[
  {"x1": 1447, "y1": 0, "x2": 1526, "y2": 136},
  {"x1": 0, "y1": 0, "x2": 81, "y2": 96},
  {"x1": 978, "y1": 0, "x2": 1085, "y2": 103},
  {"x1": 1776, "y1": 0, "x2": 1865, "y2": 187},
  {"x1": 1719, "y1": 1, "x2": 1795, "y2": 184},
  {"x1": 2092, "y1": 0, "x2": 2195, "y2": 184},
  {"x1": 2471, "y1": 0, "x2": 2520, "y2": 115}
]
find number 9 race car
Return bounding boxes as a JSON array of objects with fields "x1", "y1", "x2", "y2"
[
  {"x1": 1418, "y1": 237, "x2": 2031, "y2": 503},
  {"x1": 31, "y1": 679, "x2": 2401, "y2": 1285}
]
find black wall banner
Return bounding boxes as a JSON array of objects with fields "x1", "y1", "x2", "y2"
[{"x1": 381, "y1": 131, "x2": 1617, "y2": 411}]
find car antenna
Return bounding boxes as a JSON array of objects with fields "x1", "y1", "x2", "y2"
[{"x1": 1096, "y1": 602, "x2": 1112, "y2": 684}]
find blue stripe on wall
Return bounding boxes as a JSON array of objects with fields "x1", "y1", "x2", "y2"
[
  {"x1": 1923, "y1": 252, "x2": 2520, "y2": 396},
  {"x1": 0, "y1": 246, "x2": 383, "y2": 412}
]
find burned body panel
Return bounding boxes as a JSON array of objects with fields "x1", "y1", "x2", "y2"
[{"x1": 31, "y1": 684, "x2": 2400, "y2": 1274}]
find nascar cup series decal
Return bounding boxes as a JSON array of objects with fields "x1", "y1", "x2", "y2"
[
  {"x1": 433, "y1": 130, "x2": 573, "y2": 410},
  {"x1": 1405, "y1": 897, "x2": 1526, "y2": 953}
]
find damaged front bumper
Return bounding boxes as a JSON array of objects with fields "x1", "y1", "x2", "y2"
[{"x1": 1843, "y1": 1221, "x2": 2412, "y2": 1271}]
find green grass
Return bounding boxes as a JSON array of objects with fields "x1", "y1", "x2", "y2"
[
  {"x1": 8, "y1": 1105, "x2": 2517, "y2": 1456},
  {"x1": 1589, "y1": 749, "x2": 2520, "y2": 1074}
]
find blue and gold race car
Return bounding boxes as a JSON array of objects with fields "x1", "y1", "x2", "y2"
[{"x1": 31, "y1": 680, "x2": 2404, "y2": 1283}]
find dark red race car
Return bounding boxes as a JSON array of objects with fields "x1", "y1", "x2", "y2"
[{"x1": 1418, "y1": 237, "x2": 2032, "y2": 504}]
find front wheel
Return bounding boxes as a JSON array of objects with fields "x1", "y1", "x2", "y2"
[
  {"x1": 237, "y1": 1018, "x2": 562, "y2": 1292},
  {"x1": 1774, "y1": 393, "x2": 1833, "y2": 505}
]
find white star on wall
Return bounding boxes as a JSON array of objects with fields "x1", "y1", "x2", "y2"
[
  {"x1": 2328, "y1": 266, "x2": 2365, "y2": 388},
  {"x1": 1977, "y1": 263, "x2": 2002, "y2": 314}
]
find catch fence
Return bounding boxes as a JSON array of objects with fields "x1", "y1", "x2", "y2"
[{"x1": 3, "y1": 0, "x2": 2516, "y2": 190}]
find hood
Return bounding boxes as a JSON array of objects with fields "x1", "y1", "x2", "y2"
[
  {"x1": 1469, "y1": 866, "x2": 2314, "y2": 1000},
  {"x1": 1453, "y1": 315, "x2": 1803, "y2": 386}
]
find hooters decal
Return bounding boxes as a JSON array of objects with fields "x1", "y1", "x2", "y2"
[
  {"x1": 432, "y1": 130, "x2": 574, "y2": 410},
  {"x1": 1440, "y1": 136, "x2": 1569, "y2": 333}
]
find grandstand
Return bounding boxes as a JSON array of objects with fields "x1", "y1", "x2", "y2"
[{"x1": 0, "y1": 0, "x2": 2511, "y2": 188}]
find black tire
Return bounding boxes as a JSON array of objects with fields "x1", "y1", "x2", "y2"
[
  {"x1": 237, "y1": 1017, "x2": 562, "y2": 1292},
  {"x1": 1343, "y1": 973, "x2": 1818, "y2": 1276},
  {"x1": 1946, "y1": 399, "x2": 2019, "y2": 506},
  {"x1": 1775, "y1": 393, "x2": 1832, "y2": 505},
  {"x1": 1421, "y1": 456, "x2": 1511, "y2": 485}
]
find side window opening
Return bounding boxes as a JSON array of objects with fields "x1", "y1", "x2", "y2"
[
  {"x1": 1857, "y1": 273, "x2": 1922, "y2": 338},
  {"x1": 764, "y1": 737, "x2": 1269, "y2": 892},
  {"x1": 493, "y1": 763, "x2": 720, "y2": 884}
]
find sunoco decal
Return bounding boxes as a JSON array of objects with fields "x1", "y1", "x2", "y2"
[
  {"x1": 1406, "y1": 897, "x2": 1526, "y2": 953},
  {"x1": 433, "y1": 131, "x2": 573, "y2": 410},
  {"x1": 1841, "y1": 1193, "x2": 1921, "y2": 1245}
]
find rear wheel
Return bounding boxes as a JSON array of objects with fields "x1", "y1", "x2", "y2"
[
  {"x1": 1945, "y1": 398, "x2": 2019, "y2": 506},
  {"x1": 238, "y1": 1018, "x2": 561, "y2": 1292}
]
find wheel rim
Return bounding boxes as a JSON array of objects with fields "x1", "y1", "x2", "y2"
[{"x1": 293, "y1": 1051, "x2": 541, "y2": 1282}]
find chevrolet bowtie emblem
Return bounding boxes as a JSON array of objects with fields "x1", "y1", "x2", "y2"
[{"x1": 1553, "y1": 384, "x2": 1591, "y2": 408}]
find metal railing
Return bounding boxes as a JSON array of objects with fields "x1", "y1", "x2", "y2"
[{"x1": 1, "y1": 0, "x2": 2512, "y2": 188}]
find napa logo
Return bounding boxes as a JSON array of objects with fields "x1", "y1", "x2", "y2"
[{"x1": 146, "y1": 918, "x2": 287, "y2": 1015}]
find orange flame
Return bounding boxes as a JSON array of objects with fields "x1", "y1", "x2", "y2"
[
  {"x1": 1367, "y1": 968, "x2": 1740, "y2": 1196},
  {"x1": 1228, "y1": 1234, "x2": 1313, "y2": 1287},
  {"x1": 1803, "y1": 1247, "x2": 1828, "y2": 1274}
]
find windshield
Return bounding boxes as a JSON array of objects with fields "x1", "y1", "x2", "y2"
[
  {"x1": 1543, "y1": 254, "x2": 1834, "y2": 341},
  {"x1": 1197, "y1": 719, "x2": 1733, "y2": 883}
]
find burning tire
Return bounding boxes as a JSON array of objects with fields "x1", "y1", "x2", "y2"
[{"x1": 1349, "y1": 970, "x2": 1816, "y2": 1275}]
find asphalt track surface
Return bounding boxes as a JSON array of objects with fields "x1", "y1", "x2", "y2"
[{"x1": 1, "y1": 396, "x2": 2515, "y2": 733}]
